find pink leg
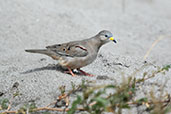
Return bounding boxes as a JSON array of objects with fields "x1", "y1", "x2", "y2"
[
  {"x1": 77, "y1": 68, "x2": 94, "y2": 77},
  {"x1": 64, "y1": 68, "x2": 76, "y2": 77}
]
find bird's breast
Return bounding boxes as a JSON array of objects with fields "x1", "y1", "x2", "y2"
[{"x1": 58, "y1": 52, "x2": 97, "y2": 69}]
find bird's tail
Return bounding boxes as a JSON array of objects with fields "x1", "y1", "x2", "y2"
[
  {"x1": 25, "y1": 49, "x2": 56, "y2": 57},
  {"x1": 25, "y1": 49, "x2": 48, "y2": 53}
]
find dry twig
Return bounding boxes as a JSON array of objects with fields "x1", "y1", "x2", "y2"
[{"x1": 144, "y1": 35, "x2": 170, "y2": 61}]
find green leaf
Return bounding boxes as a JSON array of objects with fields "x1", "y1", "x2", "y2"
[
  {"x1": 138, "y1": 97, "x2": 148, "y2": 102},
  {"x1": 13, "y1": 91, "x2": 21, "y2": 97},
  {"x1": 94, "y1": 90, "x2": 105, "y2": 98},
  {"x1": 29, "y1": 102, "x2": 37, "y2": 112},
  {"x1": 84, "y1": 89, "x2": 94, "y2": 100},
  {"x1": 131, "y1": 78, "x2": 136, "y2": 89},
  {"x1": 120, "y1": 103, "x2": 130, "y2": 109},
  {"x1": 71, "y1": 81, "x2": 75, "y2": 90},
  {"x1": 94, "y1": 97, "x2": 108, "y2": 107},
  {"x1": 164, "y1": 105, "x2": 171, "y2": 113},
  {"x1": 67, "y1": 95, "x2": 82, "y2": 114},
  {"x1": 1, "y1": 98, "x2": 9, "y2": 110},
  {"x1": 105, "y1": 85, "x2": 116, "y2": 89},
  {"x1": 162, "y1": 65, "x2": 171, "y2": 71},
  {"x1": 42, "y1": 112, "x2": 51, "y2": 114}
]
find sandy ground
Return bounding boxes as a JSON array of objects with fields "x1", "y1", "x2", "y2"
[{"x1": 0, "y1": 0, "x2": 171, "y2": 113}]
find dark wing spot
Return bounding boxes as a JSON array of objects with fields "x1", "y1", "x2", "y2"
[
  {"x1": 68, "y1": 47, "x2": 71, "y2": 50},
  {"x1": 56, "y1": 44, "x2": 61, "y2": 48}
]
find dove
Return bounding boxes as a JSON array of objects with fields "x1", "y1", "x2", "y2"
[{"x1": 25, "y1": 30, "x2": 117, "y2": 76}]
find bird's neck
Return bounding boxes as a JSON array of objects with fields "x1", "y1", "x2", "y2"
[{"x1": 89, "y1": 37, "x2": 104, "y2": 52}]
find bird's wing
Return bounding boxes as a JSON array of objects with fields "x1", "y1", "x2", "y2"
[{"x1": 46, "y1": 41, "x2": 88, "y2": 57}]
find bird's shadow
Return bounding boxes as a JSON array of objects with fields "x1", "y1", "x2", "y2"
[
  {"x1": 21, "y1": 64, "x2": 66, "y2": 74},
  {"x1": 21, "y1": 64, "x2": 81, "y2": 75},
  {"x1": 21, "y1": 64, "x2": 111, "y2": 79}
]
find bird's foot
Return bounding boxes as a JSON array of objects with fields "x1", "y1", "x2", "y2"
[
  {"x1": 64, "y1": 68, "x2": 76, "y2": 77},
  {"x1": 77, "y1": 68, "x2": 94, "y2": 77}
]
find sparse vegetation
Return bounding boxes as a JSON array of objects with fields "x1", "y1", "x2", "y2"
[{"x1": 0, "y1": 64, "x2": 171, "y2": 114}]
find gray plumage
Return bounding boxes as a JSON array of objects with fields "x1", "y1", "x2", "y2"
[{"x1": 25, "y1": 30, "x2": 116, "y2": 76}]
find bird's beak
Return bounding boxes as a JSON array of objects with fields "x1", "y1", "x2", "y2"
[{"x1": 109, "y1": 37, "x2": 117, "y2": 43}]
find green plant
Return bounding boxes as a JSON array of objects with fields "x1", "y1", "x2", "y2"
[{"x1": 0, "y1": 64, "x2": 170, "y2": 114}]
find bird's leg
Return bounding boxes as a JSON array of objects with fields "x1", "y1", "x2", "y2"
[
  {"x1": 64, "y1": 68, "x2": 76, "y2": 77},
  {"x1": 77, "y1": 68, "x2": 94, "y2": 77}
]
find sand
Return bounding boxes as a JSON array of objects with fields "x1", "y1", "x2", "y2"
[{"x1": 0, "y1": 0, "x2": 171, "y2": 113}]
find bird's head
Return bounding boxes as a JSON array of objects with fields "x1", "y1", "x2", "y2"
[{"x1": 97, "y1": 30, "x2": 117, "y2": 44}]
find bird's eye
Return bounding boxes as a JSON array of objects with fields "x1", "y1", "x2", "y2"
[{"x1": 105, "y1": 35, "x2": 108, "y2": 37}]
